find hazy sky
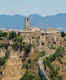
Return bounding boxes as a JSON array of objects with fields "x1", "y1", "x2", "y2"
[{"x1": 0, "y1": 0, "x2": 66, "y2": 16}]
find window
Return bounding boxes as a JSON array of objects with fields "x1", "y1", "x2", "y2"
[
  {"x1": 41, "y1": 33, "x2": 44, "y2": 36},
  {"x1": 41, "y1": 42, "x2": 44, "y2": 45},
  {"x1": 53, "y1": 41, "x2": 56, "y2": 44}
]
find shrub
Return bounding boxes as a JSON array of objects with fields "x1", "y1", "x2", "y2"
[
  {"x1": 8, "y1": 31, "x2": 16, "y2": 40},
  {"x1": 0, "y1": 57, "x2": 6, "y2": 66},
  {"x1": 20, "y1": 73, "x2": 34, "y2": 80},
  {"x1": 20, "y1": 73, "x2": 40, "y2": 80},
  {"x1": 40, "y1": 51, "x2": 45, "y2": 57}
]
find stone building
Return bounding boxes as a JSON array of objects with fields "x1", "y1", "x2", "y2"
[
  {"x1": 40, "y1": 31, "x2": 46, "y2": 48},
  {"x1": 24, "y1": 18, "x2": 62, "y2": 49},
  {"x1": 45, "y1": 28, "x2": 61, "y2": 48}
]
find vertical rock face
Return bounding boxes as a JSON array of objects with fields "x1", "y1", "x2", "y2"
[
  {"x1": 2, "y1": 50, "x2": 23, "y2": 80},
  {"x1": 0, "y1": 49, "x2": 6, "y2": 57},
  {"x1": 64, "y1": 39, "x2": 66, "y2": 53}
]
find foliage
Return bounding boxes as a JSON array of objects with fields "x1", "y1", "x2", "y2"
[
  {"x1": 56, "y1": 65, "x2": 60, "y2": 72},
  {"x1": 40, "y1": 51, "x2": 45, "y2": 57},
  {"x1": 20, "y1": 73, "x2": 40, "y2": 80},
  {"x1": 4, "y1": 49, "x2": 10, "y2": 59},
  {"x1": 50, "y1": 44, "x2": 56, "y2": 49},
  {"x1": 0, "y1": 57, "x2": 6, "y2": 66},
  {"x1": 0, "y1": 44, "x2": 8, "y2": 50},
  {"x1": 61, "y1": 32, "x2": 66, "y2": 37},
  {"x1": 64, "y1": 38, "x2": 66, "y2": 41},
  {"x1": 21, "y1": 56, "x2": 25, "y2": 62},
  {"x1": 12, "y1": 33, "x2": 24, "y2": 51},
  {"x1": 43, "y1": 47, "x2": 64, "y2": 80},
  {"x1": 0, "y1": 31, "x2": 7, "y2": 37},
  {"x1": 20, "y1": 73, "x2": 34, "y2": 80},
  {"x1": 57, "y1": 56, "x2": 63, "y2": 64},
  {"x1": 24, "y1": 44, "x2": 32, "y2": 57},
  {"x1": 0, "y1": 48, "x2": 9, "y2": 67},
  {"x1": 22, "y1": 59, "x2": 32, "y2": 69},
  {"x1": 35, "y1": 75, "x2": 41, "y2": 80},
  {"x1": 44, "y1": 58, "x2": 56, "y2": 78},
  {"x1": 8, "y1": 31, "x2": 16, "y2": 40},
  {"x1": 45, "y1": 47, "x2": 64, "y2": 63}
]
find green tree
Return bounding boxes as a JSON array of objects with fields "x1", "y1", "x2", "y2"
[
  {"x1": 61, "y1": 32, "x2": 65, "y2": 37},
  {"x1": 8, "y1": 31, "x2": 16, "y2": 40},
  {"x1": 12, "y1": 33, "x2": 25, "y2": 51},
  {"x1": 0, "y1": 57, "x2": 6, "y2": 66},
  {"x1": 20, "y1": 73, "x2": 34, "y2": 80}
]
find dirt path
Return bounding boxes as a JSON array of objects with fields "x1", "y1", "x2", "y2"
[{"x1": 2, "y1": 50, "x2": 23, "y2": 80}]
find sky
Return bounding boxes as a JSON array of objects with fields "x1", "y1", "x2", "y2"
[{"x1": 0, "y1": 0, "x2": 66, "y2": 16}]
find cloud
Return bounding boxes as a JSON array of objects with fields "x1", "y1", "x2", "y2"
[
  {"x1": 56, "y1": 27, "x2": 66, "y2": 32},
  {"x1": 0, "y1": 9, "x2": 66, "y2": 16},
  {"x1": 0, "y1": 10, "x2": 21, "y2": 15}
]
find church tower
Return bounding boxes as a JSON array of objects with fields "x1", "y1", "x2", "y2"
[{"x1": 25, "y1": 17, "x2": 30, "y2": 30}]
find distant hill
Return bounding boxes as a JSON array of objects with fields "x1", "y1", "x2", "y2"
[
  {"x1": 30, "y1": 14, "x2": 66, "y2": 32},
  {"x1": 0, "y1": 15, "x2": 25, "y2": 29},
  {"x1": 0, "y1": 13, "x2": 66, "y2": 32}
]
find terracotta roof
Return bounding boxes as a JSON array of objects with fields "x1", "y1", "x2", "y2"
[
  {"x1": 46, "y1": 28, "x2": 59, "y2": 33},
  {"x1": 31, "y1": 27, "x2": 41, "y2": 32}
]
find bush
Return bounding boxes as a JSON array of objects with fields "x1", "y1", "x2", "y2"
[
  {"x1": 12, "y1": 33, "x2": 25, "y2": 51},
  {"x1": 0, "y1": 57, "x2": 6, "y2": 66},
  {"x1": 20, "y1": 73, "x2": 34, "y2": 80},
  {"x1": 20, "y1": 73, "x2": 40, "y2": 80},
  {"x1": 8, "y1": 31, "x2": 16, "y2": 40},
  {"x1": 50, "y1": 44, "x2": 56, "y2": 49},
  {"x1": 61, "y1": 32, "x2": 65, "y2": 37},
  {"x1": 40, "y1": 51, "x2": 45, "y2": 57},
  {"x1": 43, "y1": 47, "x2": 64, "y2": 80},
  {"x1": 57, "y1": 56, "x2": 63, "y2": 64},
  {"x1": 0, "y1": 31, "x2": 7, "y2": 37}
]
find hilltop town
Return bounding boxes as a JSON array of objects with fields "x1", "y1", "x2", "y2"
[
  {"x1": 0, "y1": 17, "x2": 66, "y2": 80},
  {"x1": 0, "y1": 17, "x2": 65, "y2": 49}
]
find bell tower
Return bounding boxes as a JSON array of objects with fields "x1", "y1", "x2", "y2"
[{"x1": 25, "y1": 17, "x2": 30, "y2": 30}]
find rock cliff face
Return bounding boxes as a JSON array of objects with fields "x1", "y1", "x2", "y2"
[
  {"x1": 0, "y1": 49, "x2": 6, "y2": 57},
  {"x1": 0, "y1": 48, "x2": 24, "y2": 80}
]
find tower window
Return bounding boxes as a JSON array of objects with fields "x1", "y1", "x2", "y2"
[
  {"x1": 53, "y1": 41, "x2": 56, "y2": 44},
  {"x1": 0, "y1": 72, "x2": 3, "y2": 75},
  {"x1": 41, "y1": 42, "x2": 44, "y2": 45},
  {"x1": 41, "y1": 33, "x2": 44, "y2": 36},
  {"x1": 27, "y1": 18, "x2": 29, "y2": 21}
]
